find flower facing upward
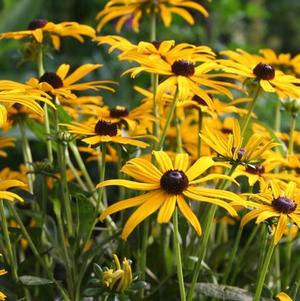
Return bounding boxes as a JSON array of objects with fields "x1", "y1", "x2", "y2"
[
  {"x1": 98, "y1": 151, "x2": 244, "y2": 240},
  {"x1": 96, "y1": 0, "x2": 209, "y2": 33},
  {"x1": 241, "y1": 181, "x2": 300, "y2": 244},
  {"x1": 62, "y1": 119, "x2": 149, "y2": 148},
  {"x1": 219, "y1": 49, "x2": 300, "y2": 99},
  {"x1": 0, "y1": 20, "x2": 95, "y2": 49},
  {"x1": 201, "y1": 119, "x2": 277, "y2": 165},
  {"x1": 27, "y1": 64, "x2": 115, "y2": 100}
]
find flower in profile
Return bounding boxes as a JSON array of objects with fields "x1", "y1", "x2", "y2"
[
  {"x1": 201, "y1": 119, "x2": 277, "y2": 165},
  {"x1": 241, "y1": 181, "x2": 300, "y2": 244},
  {"x1": 219, "y1": 49, "x2": 300, "y2": 99},
  {"x1": 98, "y1": 151, "x2": 244, "y2": 239},
  {"x1": 61, "y1": 119, "x2": 149, "y2": 148},
  {"x1": 27, "y1": 64, "x2": 115, "y2": 100},
  {"x1": 102, "y1": 254, "x2": 132, "y2": 293},
  {"x1": 0, "y1": 137, "x2": 15, "y2": 157},
  {"x1": 0, "y1": 267, "x2": 7, "y2": 301},
  {"x1": 0, "y1": 20, "x2": 95, "y2": 49},
  {"x1": 0, "y1": 179, "x2": 25, "y2": 202},
  {"x1": 96, "y1": 0, "x2": 209, "y2": 33}
]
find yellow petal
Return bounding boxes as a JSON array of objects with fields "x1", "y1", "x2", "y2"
[
  {"x1": 97, "y1": 179, "x2": 159, "y2": 191},
  {"x1": 157, "y1": 194, "x2": 176, "y2": 223},
  {"x1": 273, "y1": 214, "x2": 288, "y2": 245},
  {"x1": 174, "y1": 153, "x2": 189, "y2": 172},
  {"x1": 185, "y1": 156, "x2": 214, "y2": 181},
  {"x1": 153, "y1": 151, "x2": 173, "y2": 172},
  {"x1": 276, "y1": 292, "x2": 293, "y2": 301}
]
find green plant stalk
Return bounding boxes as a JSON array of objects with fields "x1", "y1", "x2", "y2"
[
  {"x1": 0, "y1": 200, "x2": 18, "y2": 280},
  {"x1": 240, "y1": 85, "x2": 261, "y2": 137},
  {"x1": 288, "y1": 114, "x2": 297, "y2": 154},
  {"x1": 187, "y1": 165, "x2": 237, "y2": 301},
  {"x1": 175, "y1": 110, "x2": 183, "y2": 153},
  {"x1": 157, "y1": 88, "x2": 179, "y2": 150},
  {"x1": 230, "y1": 224, "x2": 260, "y2": 284},
  {"x1": 222, "y1": 226, "x2": 243, "y2": 284},
  {"x1": 173, "y1": 207, "x2": 186, "y2": 301},
  {"x1": 274, "y1": 246, "x2": 281, "y2": 292},
  {"x1": 197, "y1": 108, "x2": 203, "y2": 158},
  {"x1": 283, "y1": 226, "x2": 292, "y2": 290},
  {"x1": 37, "y1": 44, "x2": 53, "y2": 165},
  {"x1": 274, "y1": 99, "x2": 281, "y2": 133},
  {"x1": 254, "y1": 241, "x2": 276, "y2": 301},
  {"x1": 96, "y1": 144, "x2": 107, "y2": 212},
  {"x1": 18, "y1": 119, "x2": 34, "y2": 193},
  {"x1": 7, "y1": 202, "x2": 70, "y2": 301}
]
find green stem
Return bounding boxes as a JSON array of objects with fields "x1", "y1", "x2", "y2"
[
  {"x1": 222, "y1": 226, "x2": 243, "y2": 284},
  {"x1": 254, "y1": 241, "x2": 276, "y2": 301},
  {"x1": 197, "y1": 108, "x2": 203, "y2": 158},
  {"x1": 274, "y1": 247, "x2": 281, "y2": 292},
  {"x1": 187, "y1": 165, "x2": 237, "y2": 301},
  {"x1": 139, "y1": 219, "x2": 149, "y2": 299},
  {"x1": 18, "y1": 119, "x2": 34, "y2": 193},
  {"x1": 173, "y1": 207, "x2": 186, "y2": 301},
  {"x1": 175, "y1": 109, "x2": 183, "y2": 153},
  {"x1": 274, "y1": 99, "x2": 281, "y2": 133},
  {"x1": 97, "y1": 144, "x2": 107, "y2": 212},
  {"x1": 288, "y1": 114, "x2": 297, "y2": 154},
  {"x1": 0, "y1": 200, "x2": 18, "y2": 280},
  {"x1": 7, "y1": 202, "x2": 70, "y2": 301},
  {"x1": 157, "y1": 88, "x2": 179, "y2": 150},
  {"x1": 240, "y1": 85, "x2": 261, "y2": 137}
]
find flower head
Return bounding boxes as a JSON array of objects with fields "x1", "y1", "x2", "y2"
[{"x1": 98, "y1": 151, "x2": 244, "y2": 239}]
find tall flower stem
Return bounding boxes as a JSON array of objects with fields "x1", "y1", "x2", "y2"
[
  {"x1": 274, "y1": 99, "x2": 281, "y2": 133},
  {"x1": 0, "y1": 200, "x2": 18, "y2": 280},
  {"x1": 18, "y1": 119, "x2": 34, "y2": 193},
  {"x1": 288, "y1": 113, "x2": 297, "y2": 154},
  {"x1": 157, "y1": 88, "x2": 179, "y2": 150},
  {"x1": 173, "y1": 207, "x2": 186, "y2": 301},
  {"x1": 96, "y1": 144, "x2": 107, "y2": 212},
  {"x1": 187, "y1": 165, "x2": 237, "y2": 301},
  {"x1": 37, "y1": 44, "x2": 53, "y2": 165},
  {"x1": 175, "y1": 110, "x2": 183, "y2": 153},
  {"x1": 7, "y1": 202, "x2": 70, "y2": 301},
  {"x1": 197, "y1": 108, "x2": 203, "y2": 158},
  {"x1": 254, "y1": 241, "x2": 276, "y2": 301},
  {"x1": 240, "y1": 85, "x2": 261, "y2": 137}
]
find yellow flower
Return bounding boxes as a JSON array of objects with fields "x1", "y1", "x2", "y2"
[
  {"x1": 0, "y1": 19, "x2": 95, "y2": 49},
  {"x1": 201, "y1": 119, "x2": 277, "y2": 165},
  {"x1": 27, "y1": 64, "x2": 115, "y2": 100},
  {"x1": 0, "y1": 137, "x2": 15, "y2": 157},
  {"x1": 0, "y1": 267, "x2": 7, "y2": 301},
  {"x1": 241, "y1": 181, "x2": 300, "y2": 245},
  {"x1": 219, "y1": 49, "x2": 300, "y2": 99},
  {"x1": 276, "y1": 292, "x2": 293, "y2": 301},
  {"x1": 98, "y1": 151, "x2": 243, "y2": 239},
  {"x1": 96, "y1": 0, "x2": 209, "y2": 33},
  {"x1": 62, "y1": 118, "x2": 149, "y2": 148},
  {"x1": 102, "y1": 254, "x2": 132, "y2": 293},
  {"x1": 0, "y1": 179, "x2": 25, "y2": 202}
]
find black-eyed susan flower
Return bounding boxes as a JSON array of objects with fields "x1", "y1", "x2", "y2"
[
  {"x1": 219, "y1": 49, "x2": 300, "y2": 99},
  {"x1": 26, "y1": 64, "x2": 115, "y2": 100},
  {"x1": 201, "y1": 119, "x2": 277, "y2": 165},
  {"x1": 96, "y1": 0, "x2": 209, "y2": 33},
  {"x1": 0, "y1": 20, "x2": 95, "y2": 50},
  {"x1": 241, "y1": 181, "x2": 300, "y2": 245},
  {"x1": 0, "y1": 267, "x2": 7, "y2": 301},
  {"x1": 61, "y1": 118, "x2": 148, "y2": 148},
  {"x1": 0, "y1": 179, "x2": 25, "y2": 202},
  {"x1": 98, "y1": 151, "x2": 244, "y2": 240}
]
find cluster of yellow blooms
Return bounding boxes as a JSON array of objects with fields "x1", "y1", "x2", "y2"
[{"x1": 0, "y1": 0, "x2": 300, "y2": 300}]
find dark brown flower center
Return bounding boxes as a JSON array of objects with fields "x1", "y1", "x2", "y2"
[
  {"x1": 272, "y1": 196, "x2": 297, "y2": 214},
  {"x1": 94, "y1": 120, "x2": 118, "y2": 136},
  {"x1": 221, "y1": 128, "x2": 233, "y2": 134},
  {"x1": 192, "y1": 95, "x2": 209, "y2": 106},
  {"x1": 28, "y1": 19, "x2": 48, "y2": 30},
  {"x1": 231, "y1": 147, "x2": 245, "y2": 160},
  {"x1": 245, "y1": 164, "x2": 265, "y2": 175},
  {"x1": 110, "y1": 106, "x2": 129, "y2": 118},
  {"x1": 171, "y1": 60, "x2": 195, "y2": 77},
  {"x1": 160, "y1": 170, "x2": 189, "y2": 195},
  {"x1": 152, "y1": 40, "x2": 162, "y2": 49},
  {"x1": 253, "y1": 63, "x2": 275, "y2": 80},
  {"x1": 39, "y1": 72, "x2": 63, "y2": 89}
]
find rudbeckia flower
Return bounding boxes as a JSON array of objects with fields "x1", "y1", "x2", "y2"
[
  {"x1": 61, "y1": 118, "x2": 149, "y2": 148},
  {"x1": 96, "y1": 0, "x2": 209, "y2": 33},
  {"x1": 0, "y1": 19, "x2": 95, "y2": 50},
  {"x1": 0, "y1": 179, "x2": 25, "y2": 202},
  {"x1": 26, "y1": 64, "x2": 115, "y2": 100},
  {"x1": 201, "y1": 119, "x2": 277, "y2": 165},
  {"x1": 98, "y1": 151, "x2": 244, "y2": 240},
  {"x1": 0, "y1": 268, "x2": 7, "y2": 301},
  {"x1": 219, "y1": 49, "x2": 300, "y2": 99},
  {"x1": 241, "y1": 181, "x2": 300, "y2": 244}
]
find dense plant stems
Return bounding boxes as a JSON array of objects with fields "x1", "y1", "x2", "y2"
[
  {"x1": 173, "y1": 207, "x2": 187, "y2": 301},
  {"x1": 254, "y1": 241, "x2": 276, "y2": 301},
  {"x1": 0, "y1": 200, "x2": 18, "y2": 280}
]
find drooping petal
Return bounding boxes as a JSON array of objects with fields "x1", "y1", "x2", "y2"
[
  {"x1": 157, "y1": 194, "x2": 176, "y2": 223},
  {"x1": 273, "y1": 214, "x2": 288, "y2": 245}
]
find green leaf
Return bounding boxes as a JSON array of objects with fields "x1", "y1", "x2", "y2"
[
  {"x1": 56, "y1": 105, "x2": 73, "y2": 123},
  {"x1": 19, "y1": 275, "x2": 53, "y2": 286}
]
